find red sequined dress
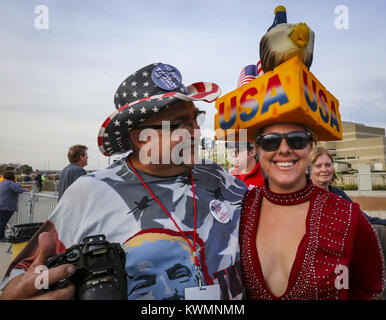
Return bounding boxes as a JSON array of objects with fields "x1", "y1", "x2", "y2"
[{"x1": 240, "y1": 181, "x2": 385, "y2": 300}]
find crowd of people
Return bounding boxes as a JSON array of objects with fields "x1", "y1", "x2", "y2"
[{"x1": 0, "y1": 62, "x2": 384, "y2": 301}]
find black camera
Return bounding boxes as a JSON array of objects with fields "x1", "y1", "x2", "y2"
[{"x1": 46, "y1": 234, "x2": 127, "y2": 300}]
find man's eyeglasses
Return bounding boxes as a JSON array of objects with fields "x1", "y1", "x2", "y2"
[
  {"x1": 257, "y1": 131, "x2": 312, "y2": 152},
  {"x1": 137, "y1": 110, "x2": 206, "y2": 131}
]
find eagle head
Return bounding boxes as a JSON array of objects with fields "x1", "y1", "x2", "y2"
[{"x1": 259, "y1": 6, "x2": 315, "y2": 73}]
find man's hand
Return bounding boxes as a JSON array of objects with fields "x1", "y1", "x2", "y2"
[{"x1": 0, "y1": 232, "x2": 76, "y2": 300}]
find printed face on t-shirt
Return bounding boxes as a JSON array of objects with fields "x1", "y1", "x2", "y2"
[{"x1": 124, "y1": 233, "x2": 199, "y2": 300}]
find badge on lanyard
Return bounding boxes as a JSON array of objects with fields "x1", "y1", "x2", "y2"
[
  {"x1": 209, "y1": 200, "x2": 231, "y2": 224},
  {"x1": 184, "y1": 284, "x2": 221, "y2": 300},
  {"x1": 184, "y1": 263, "x2": 221, "y2": 300}
]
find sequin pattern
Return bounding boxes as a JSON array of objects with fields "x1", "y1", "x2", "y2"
[{"x1": 239, "y1": 183, "x2": 379, "y2": 300}]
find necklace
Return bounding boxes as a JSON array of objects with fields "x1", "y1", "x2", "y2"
[{"x1": 261, "y1": 180, "x2": 316, "y2": 205}]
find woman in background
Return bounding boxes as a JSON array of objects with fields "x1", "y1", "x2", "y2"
[{"x1": 310, "y1": 146, "x2": 386, "y2": 226}]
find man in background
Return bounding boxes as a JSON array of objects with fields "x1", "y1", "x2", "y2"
[
  {"x1": 57, "y1": 144, "x2": 88, "y2": 201},
  {"x1": 34, "y1": 169, "x2": 43, "y2": 193},
  {"x1": 230, "y1": 142, "x2": 264, "y2": 188}
]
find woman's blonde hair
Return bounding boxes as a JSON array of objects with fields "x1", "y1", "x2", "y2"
[{"x1": 310, "y1": 146, "x2": 337, "y2": 182}]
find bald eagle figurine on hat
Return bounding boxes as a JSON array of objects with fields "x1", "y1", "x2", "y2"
[{"x1": 259, "y1": 5, "x2": 315, "y2": 73}]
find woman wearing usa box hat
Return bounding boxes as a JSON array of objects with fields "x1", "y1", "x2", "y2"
[
  {"x1": 238, "y1": 7, "x2": 385, "y2": 300},
  {"x1": 240, "y1": 123, "x2": 385, "y2": 300}
]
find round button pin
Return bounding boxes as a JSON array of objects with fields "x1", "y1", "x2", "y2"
[
  {"x1": 209, "y1": 200, "x2": 231, "y2": 224},
  {"x1": 151, "y1": 64, "x2": 182, "y2": 91}
]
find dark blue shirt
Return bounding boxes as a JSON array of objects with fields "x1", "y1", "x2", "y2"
[{"x1": 0, "y1": 180, "x2": 26, "y2": 211}]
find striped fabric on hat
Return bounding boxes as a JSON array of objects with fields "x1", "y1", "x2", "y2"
[{"x1": 257, "y1": 61, "x2": 263, "y2": 76}]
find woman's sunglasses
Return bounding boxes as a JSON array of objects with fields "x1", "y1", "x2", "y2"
[{"x1": 257, "y1": 131, "x2": 312, "y2": 152}]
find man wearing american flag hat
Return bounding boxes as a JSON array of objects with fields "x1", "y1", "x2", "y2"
[{"x1": 1, "y1": 63, "x2": 248, "y2": 300}]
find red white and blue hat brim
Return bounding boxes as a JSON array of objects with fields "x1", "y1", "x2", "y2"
[{"x1": 98, "y1": 82, "x2": 221, "y2": 156}]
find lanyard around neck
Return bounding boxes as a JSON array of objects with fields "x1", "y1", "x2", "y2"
[{"x1": 127, "y1": 158, "x2": 200, "y2": 267}]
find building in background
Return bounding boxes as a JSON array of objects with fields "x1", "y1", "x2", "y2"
[{"x1": 318, "y1": 121, "x2": 386, "y2": 171}]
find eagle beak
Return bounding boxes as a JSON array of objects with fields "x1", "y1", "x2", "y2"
[{"x1": 290, "y1": 23, "x2": 310, "y2": 48}]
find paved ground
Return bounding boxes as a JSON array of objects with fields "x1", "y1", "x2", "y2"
[
  {"x1": 350, "y1": 197, "x2": 386, "y2": 211},
  {"x1": 345, "y1": 190, "x2": 386, "y2": 218},
  {"x1": 346, "y1": 190, "x2": 386, "y2": 197},
  {"x1": 0, "y1": 242, "x2": 13, "y2": 284}
]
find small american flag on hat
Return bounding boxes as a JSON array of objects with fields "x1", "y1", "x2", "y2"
[
  {"x1": 237, "y1": 61, "x2": 264, "y2": 88},
  {"x1": 257, "y1": 61, "x2": 263, "y2": 75}
]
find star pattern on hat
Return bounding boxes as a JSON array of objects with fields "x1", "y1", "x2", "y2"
[{"x1": 100, "y1": 62, "x2": 221, "y2": 156}]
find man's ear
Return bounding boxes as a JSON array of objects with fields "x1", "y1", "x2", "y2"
[
  {"x1": 130, "y1": 129, "x2": 142, "y2": 150},
  {"x1": 256, "y1": 146, "x2": 263, "y2": 160},
  {"x1": 249, "y1": 148, "x2": 257, "y2": 158}
]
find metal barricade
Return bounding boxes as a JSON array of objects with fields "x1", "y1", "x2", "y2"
[{"x1": 8, "y1": 191, "x2": 58, "y2": 227}]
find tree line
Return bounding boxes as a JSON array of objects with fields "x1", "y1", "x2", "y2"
[{"x1": 0, "y1": 164, "x2": 34, "y2": 175}]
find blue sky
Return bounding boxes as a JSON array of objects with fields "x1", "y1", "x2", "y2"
[{"x1": 1, "y1": 0, "x2": 385, "y2": 170}]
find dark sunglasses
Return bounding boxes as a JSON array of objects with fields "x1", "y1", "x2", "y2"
[{"x1": 257, "y1": 131, "x2": 312, "y2": 152}]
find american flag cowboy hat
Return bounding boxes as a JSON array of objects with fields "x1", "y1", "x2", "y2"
[{"x1": 98, "y1": 63, "x2": 221, "y2": 156}]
